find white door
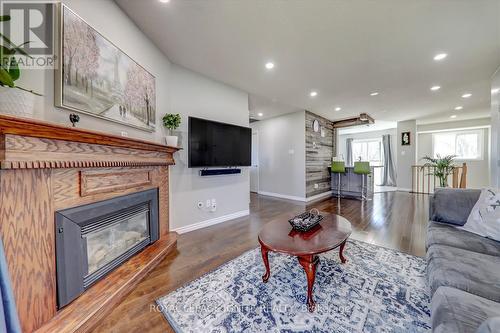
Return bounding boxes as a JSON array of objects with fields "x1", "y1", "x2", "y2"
[{"x1": 250, "y1": 131, "x2": 259, "y2": 193}]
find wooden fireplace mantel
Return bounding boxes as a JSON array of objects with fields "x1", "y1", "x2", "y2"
[
  {"x1": 0, "y1": 114, "x2": 180, "y2": 333},
  {"x1": 0, "y1": 114, "x2": 180, "y2": 169}
]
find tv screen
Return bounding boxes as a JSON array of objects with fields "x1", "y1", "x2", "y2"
[{"x1": 188, "y1": 117, "x2": 251, "y2": 168}]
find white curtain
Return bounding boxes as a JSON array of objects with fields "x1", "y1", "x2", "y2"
[{"x1": 381, "y1": 134, "x2": 397, "y2": 186}]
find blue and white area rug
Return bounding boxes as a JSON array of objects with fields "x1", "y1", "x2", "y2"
[{"x1": 157, "y1": 239, "x2": 430, "y2": 332}]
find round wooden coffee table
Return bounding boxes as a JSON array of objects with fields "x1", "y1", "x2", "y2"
[{"x1": 258, "y1": 213, "x2": 352, "y2": 312}]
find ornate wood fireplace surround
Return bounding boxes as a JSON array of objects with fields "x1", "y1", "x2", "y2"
[{"x1": 0, "y1": 114, "x2": 179, "y2": 333}]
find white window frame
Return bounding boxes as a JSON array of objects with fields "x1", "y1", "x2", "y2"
[
  {"x1": 431, "y1": 129, "x2": 484, "y2": 161},
  {"x1": 351, "y1": 138, "x2": 383, "y2": 164}
]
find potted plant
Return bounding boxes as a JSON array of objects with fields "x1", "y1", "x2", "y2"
[
  {"x1": 162, "y1": 113, "x2": 181, "y2": 147},
  {"x1": 422, "y1": 154, "x2": 456, "y2": 187},
  {"x1": 0, "y1": 14, "x2": 42, "y2": 117}
]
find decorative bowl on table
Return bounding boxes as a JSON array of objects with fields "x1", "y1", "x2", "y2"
[{"x1": 288, "y1": 208, "x2": 323, "y2": 232}]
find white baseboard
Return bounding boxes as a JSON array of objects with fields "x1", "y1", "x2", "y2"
[
  {"x1": 173, "y1": 209, "x2": 250, "y2": 234},
  {"x1": 397, "y1": 187, "x2": 412, "y2": 192},
  {"x1": 257, "y1": 190, "x2": 333, "y2": 202},
  {"x1": 306, "y1": 191, "x2": 333, "y2": 202},
  {"x1": 257, "y1": 191, "x2": 306, "y2": 202}
]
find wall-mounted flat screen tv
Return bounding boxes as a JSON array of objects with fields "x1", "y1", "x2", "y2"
[{"x1": 188, "y1": 117, "x2": 251, "y2": 168}]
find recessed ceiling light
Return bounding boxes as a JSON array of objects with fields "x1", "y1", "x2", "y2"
[
  {"x1": 334, "y1": 107, "x2": 342, "y2": 111},
  {"x1": 370, "y1": 92, "x2": 379, "y2": 96},
  {"x1": 257, "y1": 113, "x2": 263, "y2": 117},
  {"x1": 434, "y1": 53, "x2": 447, "y2": 61},
  {"x1": 265, "y1": 62, "x2": 274, "y2": 70},
  {"x1": 159, "y1": 0, "x2": 170, "y2": 3},
  {"x1": 492, "y1": 88, "x2": 500, "y2": 94},
  {"x1": 430, "y1": 85, "x2": 441, "y2": 91},
  {"x1": 461, "y1": 93, "x2": 472, "y2": 98},
  {"x1": 450, "y1": 115, "x2": 457, "y2": 119},
  {"x1": 310, "y1": 91, "x2": 318, "y2": 97},
  {"x1": 454, "y1": 106, "x2": 463, "y2": 110}
]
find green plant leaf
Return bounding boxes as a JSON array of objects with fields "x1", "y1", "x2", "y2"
[
  {"x1": 0, "y1": 15, "x2": 11, "y2": 22},
  {"x1": 1, "y1": 45, "x2": 12, "y2": 67},
  {"x1": 0, "y1": 67, "x2": 14, "y2": 87},
  {"x1": 1, "y1": 45, "x2": 13, "y2": 55},
  {"x1": 0, "y1": 35, "x2": 32, "y2": 58},
  {"x1": 11, "y1": 41, "x2": 32, "y2": 58},
  {"x1": 1, "y1": 33, "x2": 16, "y2": 47},
  {"x1": 8, "y1": 57, "x2": 19, "y2": 81}
]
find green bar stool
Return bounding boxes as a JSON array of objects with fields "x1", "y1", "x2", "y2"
[
  {"x1": 331, "y1": 161, "x2": 346, "y2": 197},
  {"x1": 354, "y1": 161, "x2": 371, "y2": 200}
]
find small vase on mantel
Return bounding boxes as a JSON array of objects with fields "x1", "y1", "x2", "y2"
[
  {"x1": 0, "y1": 87, "x2": 36, "y2": 118},
  {"x1": 165, "y1": 132, "x2": 178, "y2": 147}
]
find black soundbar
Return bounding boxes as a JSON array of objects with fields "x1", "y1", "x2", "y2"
[{"x1": 199, "y1": 168, "x2": 242, "y2": 176}]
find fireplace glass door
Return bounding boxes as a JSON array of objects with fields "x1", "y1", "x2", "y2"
[{"x1": 84, "y1": 204, "x2": 150, "y2": 276}]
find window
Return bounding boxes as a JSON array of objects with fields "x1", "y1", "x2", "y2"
[
  {"x1": 432, "y1": 129, "x2": 483, "y2": 160},
  {"x1": 352, "y1": 139, "x2": 382, "y2": 163}
]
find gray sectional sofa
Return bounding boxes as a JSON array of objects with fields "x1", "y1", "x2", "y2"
[{"x1": 427, "y1": 188, "x2": 500, "y2": 333}]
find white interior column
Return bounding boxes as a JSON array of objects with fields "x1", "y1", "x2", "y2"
[{"x1": 396, "y1": 120, "x2": 417, "y2": 191}]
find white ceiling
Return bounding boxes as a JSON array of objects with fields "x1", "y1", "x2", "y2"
[
  {"x1": 116, "y1": 0, "x2": 500, "y2": 123},
  {"x1": 248, "y1": 95, "x2": 303, "y2": 120}
]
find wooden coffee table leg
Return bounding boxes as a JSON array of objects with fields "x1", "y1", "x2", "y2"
[
  {"x1": 339, "y1": 240, "x2": 348, "y2": 264},
  {"x1": 260, "y1": 244, "x2": 271, "y2": 282},
  {"x1": 298, "y1": 255, "x2": 319, "y2": 312}
]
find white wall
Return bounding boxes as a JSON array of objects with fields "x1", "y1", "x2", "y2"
[
  {"x1": 492, "y1": 66, "x2": 500, "y2": 188},
  {"x1": 250, "y1": 111, "x2": 306, "y2": 199},
  {"x1": 396, "y1": 120, "x2": 417, "y2": 190},
  {"x1": 417, "y1": 118, "x2": 491, "y2": 189},
  {"x1": 4, "y1": 0, "x2": 250, "y2": 231},
  {"x1": 417, "y1": 118, "x2": 491, "y2": 132},
  {"x1": 169, "y1": 65, "x2": 250, "y2": 230}
]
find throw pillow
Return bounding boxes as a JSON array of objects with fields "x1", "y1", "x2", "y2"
[
  {"x1": 476, "y1": 317, "x2": 500, "y2": 333},
  {"x1": 460, "y1": 188, "x2": 500, "y2": 242}
]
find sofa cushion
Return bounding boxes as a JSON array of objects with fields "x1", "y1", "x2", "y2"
[
  {"x1": 432, "y1": 286, "x2": 500, "y2": 333},
  {"x1": 427, "y1": 221, "x2": 500, "y2": 256},
  {"x1": 427, "y1": 245, "x2": 500, "y2": 302},
  {"x1": 429, "y1": 188, "x2": 481, "y2": 226}
]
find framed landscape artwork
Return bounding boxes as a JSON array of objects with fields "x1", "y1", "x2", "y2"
[{"x1": 55, "y1": 5, "x2": 156, "y2": 132}]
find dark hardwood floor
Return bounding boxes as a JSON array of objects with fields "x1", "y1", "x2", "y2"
[{"x1": 93, "y1": 191, "x2": 430, "y2": 333}]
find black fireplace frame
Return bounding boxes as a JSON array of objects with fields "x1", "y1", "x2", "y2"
[{"x1": 55, "y1": 188, "x2": 159, "y2": 308}]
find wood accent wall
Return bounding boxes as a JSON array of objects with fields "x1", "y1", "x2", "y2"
[
  {"x1": 305, "y1": 111, "x2": 335, "y2": 198},
  {"x1": 0, "y1": 115, "x2": 179, "y2": 333}
]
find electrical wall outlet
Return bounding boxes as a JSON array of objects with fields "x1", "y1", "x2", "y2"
[
  {"x1": 120, "y1": 131, "x2": 128, "y2": 137},
  {"x1": 199, "y1": 199, "x2": 217, "y2": 212},
  {"x1": 314, "y1": 183, "x2": 319, "y2": 189}
]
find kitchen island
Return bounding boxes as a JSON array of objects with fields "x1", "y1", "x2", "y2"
[{"x1": 330, "y1": 166, "x2": 374, "y2": 199}]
